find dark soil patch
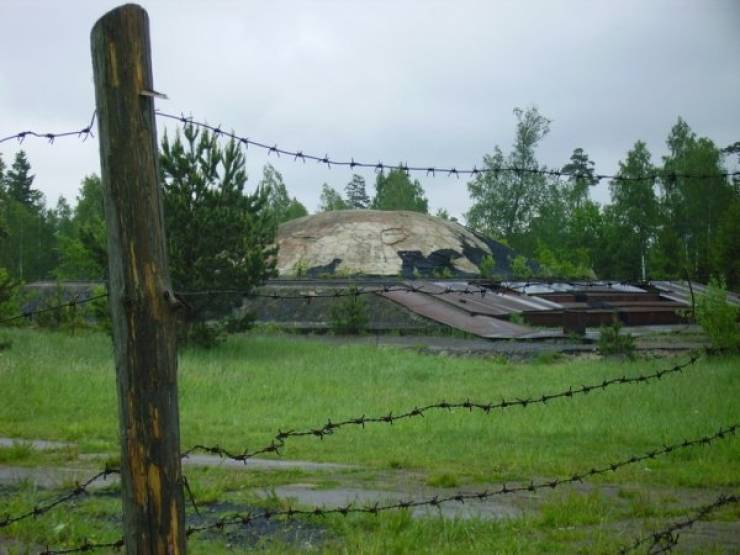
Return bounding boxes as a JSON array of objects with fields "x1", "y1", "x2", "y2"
[{"x1": 188, "y1": 501, "x2": 330, "y2": 550}]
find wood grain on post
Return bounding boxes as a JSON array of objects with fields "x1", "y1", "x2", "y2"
[{"x1": 91, "y1": 4, "x2": 186, "y2": 553}]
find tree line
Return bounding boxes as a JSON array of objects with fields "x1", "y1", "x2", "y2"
[{"x1": 0, "y1": 109, "x2": 738, "y2": 291}]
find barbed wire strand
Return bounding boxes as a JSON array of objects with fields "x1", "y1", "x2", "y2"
[
  {"x1": 0, "y1": 112, "x2": 97, "y2": 146},
  {"x1": 156, "y1": 111, "x2": 739, "y2": 183},
  {"x1": 619, "y1": 493, "x2": 739, "y2": 554},
  {"x1": 0, "y1": 293, "x2": 109, "y2": 325},
  {"x1": 0, "y1": 465, "x2": 119, "y2": 529},
  {"x1": 182, "y1": 351, "x2": 707, "y2": 462},
  {"x1": 36, "y1": 424, "x2": 737, "y2": 554}
]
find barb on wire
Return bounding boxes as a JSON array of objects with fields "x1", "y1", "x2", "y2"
[
  {"x1": 0, "y1": 465, "x2": 119, "y2": 530},
  {"x1": 155, "y1": 111, "x2": 740, "y2": 183},
  {"x1": 0, "y1": 112, "x2": 97, "y2": 145},
  {"x1": 183, "y1": 352, "x2": 705, "y2": 462},
  {"x1": 41, "y1": 424, "x2": 736, "y2": 553},
  {"x1": 39, "y1": 538, "x2": 125, "y2": 555},
  {"x1": 619, "y1": 493, "x2": 739, "y2": 554},
  {"x1": 182, "y1": 424, "x2": 737, "y2": 538},
  {"x1": 0, "y1": 293, "x2": 109, "y2": 326}
]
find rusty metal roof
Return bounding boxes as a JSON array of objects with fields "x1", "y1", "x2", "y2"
[{"x1": 380, "y1": 286, "x2": 559, "y2": 339}]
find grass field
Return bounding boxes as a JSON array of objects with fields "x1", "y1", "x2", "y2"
[{"x1": 0, "y1": 327, "x2": 738, "y2": 553}]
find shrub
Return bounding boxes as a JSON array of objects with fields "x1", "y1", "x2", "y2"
[
  {"x1": 695, "y1": 277, "x2": 740, "y2": 351},
  {"x1": 329, "y1": 287, "x2": 368, "y2": 335},
  {"x1": 479, "y1": 254, "x2": 495, "y2": 279},
  {"x1": 598, "y1": 320, "x2": 635, "y2": 358},
  {"x1": 33, "y1": 283, "x2": 87, "y2": 332},
  {"x1": 89, "y1": 285, "x2": 112, "y2": 335},
  {"x1": 511, "y1": 255, "x2": 532, "y2": 279},
  {"x1": 0, "y1": 268, "x2": 21, "y2": 324}
]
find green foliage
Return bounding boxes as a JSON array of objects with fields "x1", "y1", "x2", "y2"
[
  {"x1": 511, "y1": 255, "x2": 532, "y2": 279},
  {"x1": 466, "y1": 106, "x2": 549, "y2": 239},
  {"x1": 694, "y1": 277, "x2": 740, "y2": 351},
  {"x1": 434, "y1": 208, "x2": 457, "y2": 222},
  {"x1": 292, "y1": 259, "x2": 309, "y2": 278},
  {"x1": 659, "y1": 118, "x2": 735, "y2": 282},
  {"x1": 89, "y1": 285, "x2": 111, "y2": 335},
  {"x1": 4, "y1": 151, "x2": 42, "y2": 208},
  {"x1": 344, "y1": 174, "x2": 370, "y2": 209},
  {"x1": 371, "y1": 168, "x2": 428, "y2": 213},
  {"x1": 32, "y1": 283, "x2": 87, "y2": 332},
  {"x1": 561, "y1": 147, "x2": 598, "y2": 206},
  {"x1": 711, "y1": 200, "x2": 740, "y2": 290},
  {"x1": 329, "y1": 287, "x2": 368, "y2": 335},
  {"x1": 606, "y1": 141, "x2": 658, "y2": 280},
  {"x1": 259, "y1": 163, "x2": 308, "y2": 224},
  {"x1": 535, "y1": 244, "x2": 592, "y2": 279},
  {"x1": 160, "y1": 123, "x2": 277, "y2": 347},
  {"x1": 0, "y1": 268, "x2": 21, "y2": 322},
  {"x1": 53, "y1": 175, "x2": 107, "y2": 280},
  {"x1": 478, "y1": 254, "x2": 495, "y2": 279},
  {"x1": 319, "y1": 183, "x2": 348, "y2": 211},
  {"x1": 598, "y1": 321, "x2": 636, "y2": 358}
]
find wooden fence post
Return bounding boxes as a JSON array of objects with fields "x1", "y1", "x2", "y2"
[{"x1": 91, "y1": 4, "x2": 186, "y2": 553}]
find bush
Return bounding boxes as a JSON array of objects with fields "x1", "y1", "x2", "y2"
[
  {"x1": 89, "y1": 285, "x2": 112, "y2": 335},
  {"x1": 0, "y1": 268, "x2": 21, "y2": 324},
  {"x1": 598, "y1": 321, "x2": 635, "y2": 358},
  {"x1": 479, "y1": 255, "x2": 495, "y2": 279},
  {"x1": 695, "y1": 277, "x2": 740, "y2": 351},
  {"x1": 511, "y1": 255, "x2": 532, "y2": 279},
  {"x1": 33, "y1": 283, "x2": 87, "y2": 332},
  {"x1": 329, "y1": 287, "x2": 368, "y2": 335}
]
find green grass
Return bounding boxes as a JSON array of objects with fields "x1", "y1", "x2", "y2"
[
  {"x1": 0, "y1": 328, "x2": 737, "y2": 486},
  {"x1": 0, "y1": 328, "x2": 738, "y2": 553}
]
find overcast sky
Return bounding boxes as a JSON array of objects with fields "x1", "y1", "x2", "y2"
[{"x1": 1, "y1": 0, "x2": 739, "y2": 219}]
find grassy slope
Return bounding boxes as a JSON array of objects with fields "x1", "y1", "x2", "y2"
[{"x1": 0, "y1": 328, "x2": 738, "y2": 487}]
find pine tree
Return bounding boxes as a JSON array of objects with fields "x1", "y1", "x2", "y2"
[
  {"x1": 5, "y1": 151, "x2": 42, "y2": 209},
  {"x1": 160, "y1": 123, "x2": 277, "y2": 293},
  {"x1": 561, "y1": 148, "x2": 598, "y2": 206},
  {"x1": 344, "y1": 174, "x2": 370, "y2": 209}
]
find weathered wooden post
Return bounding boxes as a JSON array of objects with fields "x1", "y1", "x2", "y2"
[{"x1": 91, "y1": 4, "x2": 186, "y2": 553}]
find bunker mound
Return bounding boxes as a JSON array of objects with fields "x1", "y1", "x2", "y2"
[{"x1": 276, "y1": 210, "x2": 525, "y2": 278}]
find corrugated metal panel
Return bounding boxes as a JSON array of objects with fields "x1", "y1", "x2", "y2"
[
  {"x1": 409, "y1": 281, "x2": 562, "y2": 314},
  {"x1": 381, "y1": 289, "x2": 560, "y2": 339},
  {"x1": 652, "y1": 281, "x2": 740, "y2": 306}
]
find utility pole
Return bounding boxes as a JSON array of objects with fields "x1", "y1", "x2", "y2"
[{"x1": 91, "y1": 4, "x2": 186, "y2": 553}]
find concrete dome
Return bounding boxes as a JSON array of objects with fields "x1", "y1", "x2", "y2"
[{"x1": 276, "y1": 210, "x2": 521, "y2": 278}]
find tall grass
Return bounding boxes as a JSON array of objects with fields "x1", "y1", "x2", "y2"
[{"x1": 0, "y1": 328, "x2": 737, "y2": 486}]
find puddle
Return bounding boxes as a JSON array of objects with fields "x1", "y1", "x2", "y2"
[{"x1": 257, "y1": 484, "x2": 522, "y2": 520}]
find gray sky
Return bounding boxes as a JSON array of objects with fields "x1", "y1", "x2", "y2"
[{"x1": 1, "y1": 0, "x2": 739, "y2": 220}]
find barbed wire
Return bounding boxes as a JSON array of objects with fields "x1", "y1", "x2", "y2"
[
  {"x1": 37, "y1": 424, "x2": 737, "y2": 554},
  {"x1": 39, "y1": 538, "x2": 124, "y2": 555},
  {"x1": 619, "y1": 493, "x2": 739, "y2": 554},
  {"x1": 156, "y1": 111, "x2": 740, "y2": 183},
  {"x1": 183, "y1": 424, "x2": 737, "y2": 536},
  {"x1": 0, "y1": 112, "x2": 97, "y2": 146},
  {"x1": 0, "y1": 293, "x2": 109, "y2": 325},
  {"x1": 182, "y1": 352, "x2": 705, "y2": 462},
  {"x1": 0, "y1": 465, "x2": 119, "y2": 529}
]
